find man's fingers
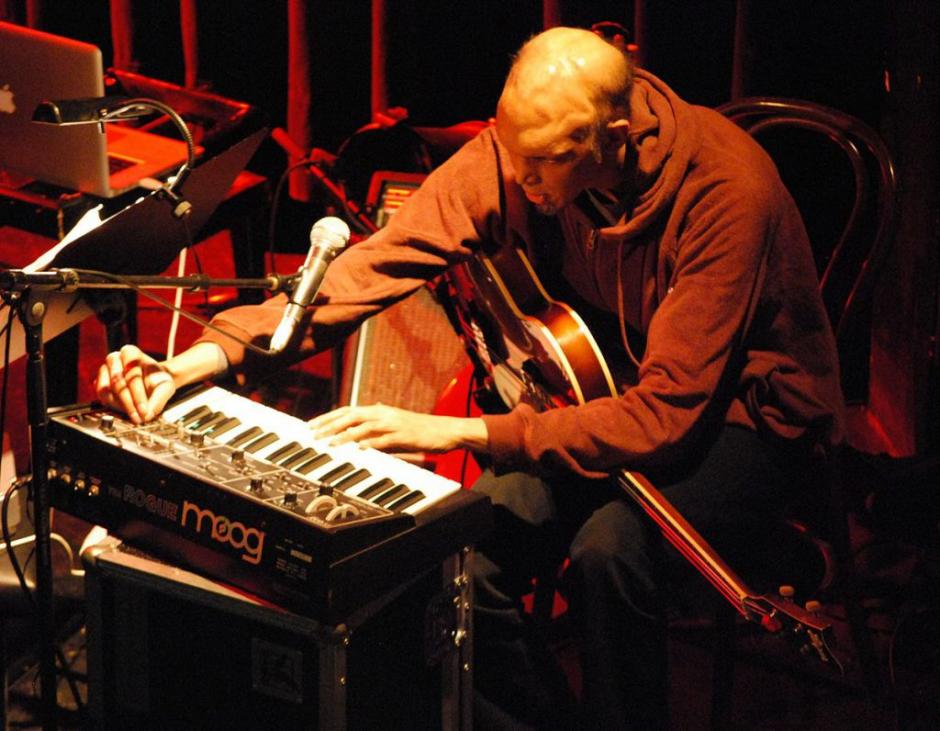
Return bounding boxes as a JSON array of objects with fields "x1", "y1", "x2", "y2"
[
  {"x1": 123, "y1": 366, "x2": 148, "y2": 415},
  {"x1": 308, "y1": 406, "x2": 359, "y2": 435},
  {"x1": 102, "y1": 350, "x2": 141, "y2": 422},
  {"x1": 141, "y1": 370, "x2": 176, "y2": 421},
  {"x1": 119, "y1": 346, "x2": 152, "y2": 417},
  {"x1": 119, "y1": 344, "x2": 146, "y2": 368},
  {"x1": 94, "y1": 365, "x2": 122, "y2": 411}
]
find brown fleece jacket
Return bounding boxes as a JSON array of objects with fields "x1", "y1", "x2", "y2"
[{"x1": 197, "y1": 70, "x2": 844, "y2": 480}]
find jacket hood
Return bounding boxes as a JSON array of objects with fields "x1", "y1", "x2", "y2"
[{"x1": 597, "y1": 68, "x2": 702, "y2": 243}]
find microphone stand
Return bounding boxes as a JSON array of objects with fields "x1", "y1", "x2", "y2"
[{"x1": 0, "y1": 267, "x2": 294, "y2": 731}]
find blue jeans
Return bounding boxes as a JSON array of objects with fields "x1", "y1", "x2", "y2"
[{"x1": 471, "y1": 425, "x2": 821, "y2": 730}]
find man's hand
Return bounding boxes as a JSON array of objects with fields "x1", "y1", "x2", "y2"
[
  {"x1": 95, "y1": 344, "x2": 176, "y2": 424},
  {"x1": 308, "y1": 404, "x2": 488, "y2": 454}
]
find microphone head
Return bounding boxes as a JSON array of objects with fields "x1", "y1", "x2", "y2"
[{"x1": 310, "y1": 216, "x2": 351, "y2": 253}]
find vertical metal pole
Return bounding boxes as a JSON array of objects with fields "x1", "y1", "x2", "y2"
[
  {"x1": 371, "y1": 0, "x2": 388, "y2": 118},
  {"x1": 730, "y1": 0, "x2": 751, "y2": 100},
  {"x1": 180, "y1": 0, "x2": 199, "y2": 89},
  {"x1": 20, "y1": 297, "x2": 56, "y2": 731},
  {"x1": 110, "y1": 0, "x2": 136, "y2": 71},
  {"x1": 633, "y1": 0, "x2": 648, "y2": 68},
  {"x1": 542, "y1": 0, "x2": 562, "y2": 29},
  {"x1": 287, "y1": 0, "x2": 313, "y2": 202},
  {"x1": 319, "y1": 625, "x2": 348, "y2": 730}
]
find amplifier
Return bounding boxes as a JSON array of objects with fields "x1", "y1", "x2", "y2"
[{"x1": 83, "y1": 538, "x2": 473, "y2": 730}]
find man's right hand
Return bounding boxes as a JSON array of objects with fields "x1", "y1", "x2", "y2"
[{"x1": 95, "y1": 344, "x2": 177, "y2": 424}]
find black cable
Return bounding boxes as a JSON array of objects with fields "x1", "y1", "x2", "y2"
[
  {"x1": 0, "y1": 302, "x2": 14, "y2": 475},
  {"x1": 267, "y1": 159, "x2": 315, "y2": 276},
  {"x1": 460, "y1": 370, "x2": 475, "y2": 490},
  {"x1": 180, "y1": 212, "x2": 210, "y2": 312},
  {"x1": 0, "y1": 478, "x2": 87, "y2": 715},
  {"x1": 1, "y1": 478, "x2": 32, "y2": 607},
  {"x1": 267, "y1": 157, "x2": 375, "y2": 279}
]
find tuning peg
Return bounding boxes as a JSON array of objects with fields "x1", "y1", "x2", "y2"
[
  {"x1": 805, "y1": 600, "x2": 822, "y2": 613},
  {"x1": 778, "y1": 585, "x2": 796, "y2": 598}
]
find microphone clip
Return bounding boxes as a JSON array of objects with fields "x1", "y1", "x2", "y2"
[{"x1": 157, "y1": 182, "x2": 193, "y2": 219}]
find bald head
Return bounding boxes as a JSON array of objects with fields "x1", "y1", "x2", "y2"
[
  {"x1": 494, "y1": 27, "x2": 635, "y2": 215},
  {"x1": 498, "y1": 27, "x2": 633, "y2": 152}
]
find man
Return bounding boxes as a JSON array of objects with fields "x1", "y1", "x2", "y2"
[{"x1": 97, "y1": 27, "x2": 843, "y2": 729}]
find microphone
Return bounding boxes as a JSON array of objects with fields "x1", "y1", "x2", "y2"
[{"x1": 269, "y1": 216, "x2": 351, "y2": 355}]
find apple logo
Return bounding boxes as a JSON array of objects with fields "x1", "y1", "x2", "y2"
[{"x1": 0, "y1": 84, "x2": 15, "y2": 115}]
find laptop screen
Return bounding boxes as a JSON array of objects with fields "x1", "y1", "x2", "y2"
[
  {"x1": 0, "y1": 21, "x2": 111, "y2": 195},
  {"x1": 0, "y1": 22, "x2": 193, "y2": 199}
]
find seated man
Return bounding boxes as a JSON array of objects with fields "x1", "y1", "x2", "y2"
[{"x1": 96, "y1": 26, "x2": 843, "y2": 730}]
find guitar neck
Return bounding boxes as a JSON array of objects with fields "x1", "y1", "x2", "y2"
[
  {"x1": 618, "y1": 469, "x2": 838, "y2": 663},
  {"x1": 617, "y1": 469, "x2": 756, "y2": 618}
]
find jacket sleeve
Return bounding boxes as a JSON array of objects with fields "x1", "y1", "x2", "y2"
[
  {"x1": 194, "y1": 128, "x2": 507, "y2": 385},
  {"x1": 482, "y1": 179, "x2": 780, "y2": 479}
]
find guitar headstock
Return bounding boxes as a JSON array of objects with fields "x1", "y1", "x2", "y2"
[{"x1": 745, "y1": 588, "x2": 845, "y2": 674}]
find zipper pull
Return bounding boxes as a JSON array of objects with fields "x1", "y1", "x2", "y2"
[{"x1": 586, "y1": 229, "x2": 598, "y2": 251}]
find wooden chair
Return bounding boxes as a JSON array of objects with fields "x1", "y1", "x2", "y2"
[{"x1": 706, "y1": 96, "x2": 899, "y2": 726}]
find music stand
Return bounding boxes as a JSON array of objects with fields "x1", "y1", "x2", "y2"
[
  {"x1": 3, "y1": 127, "x2": 268, "y2": 363},
  {"x1": 0, "y1": 126, "x2": 267, "y2": 729}
]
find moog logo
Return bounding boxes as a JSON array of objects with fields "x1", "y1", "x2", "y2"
[{"x1": 180, "y1": 500, "x2": 265, "y2": 565}]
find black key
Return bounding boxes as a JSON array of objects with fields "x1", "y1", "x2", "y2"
[
  {"x1": 333, "y1": 469, "x2": 372, "y2": 492},
  {"x1": 266, "y1": 441, "x2": 302, "y2": 464},
  {"x1": 178, "y1": 404, "x2": 211, "y2": 426},
  {"x1": 228, "y1": 426, "x2": 263, "y2": 447},
  {"x1": 244, "y1": 432, "x2": 279, "y2": 454},
  {"x1": 296, "y1": 453, "x2": 332, "y2": 475},
  {"x1": 319, "y1": 463, "x2": 356, "y2": 485},
  {"x1": 373, "y1": 484, "x2": 409, "y2": 507},
  {"x1": 386, "y1": 490, "x2": 425, "y2": 511},
  {"x1": 357, "y1": 478, "x2": 395, "y2": 500},
  {"x1": 281, "y1": 447, "x2": 317, "y2": 470},
  {"x1": 193, "y1": 411, "x2": 227, "y2": 432},
  {"x1": 206, "y1": 416, "x2": 241, "y2": 438}
]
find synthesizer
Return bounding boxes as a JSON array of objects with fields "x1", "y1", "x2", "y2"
[{"x1": 47, "y1": 386, "x2": 491, "y2": 618}]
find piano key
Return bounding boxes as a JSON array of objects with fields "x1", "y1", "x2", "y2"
[
  {"x1": 318, "y1": 463, "x2": 356, "y2": 485},
  {"x1": 356, "y1": 477, "x2": 395, "y2": 501},
  {"x1": 386, "y1": 490, "x2": 425, "y2": 512},
  {"x1": 228, "y1": 425, "x2": 263, "y2": 447},
  {"x1": 266, "y1": 441, "x2": 302, "y2": 464},
  {"x1": 332, "y1": 468, "x2": 371, "y2": 492},
  {"x1": 296, "y1": 453, "x2": 332, "y2": 475},
  {"x1": 205, "y1": 416, "x2": 241, "y2": 438},
  {"x1": 297, "y1": 443, "x2": 362, "y2": 482},
  {"x1": 373, "y1": 484, "x2": 409, "y2": 507},
  {"x1": 244, "y1": 432, "x2": 279, "y2": 454},
  {"x1": 176, "y1": 404, "x2": 211, "y2": 427},
  {"x1": 192, "y1": 411, "x2": 227, "y2": 432},
  {"x1": 280, "y1": 447, "x2": 318, "y2": 470}
]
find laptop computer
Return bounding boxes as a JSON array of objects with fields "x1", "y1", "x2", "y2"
[{"x1": 0, "y1": 21, "x2": 192, "y2": 198}]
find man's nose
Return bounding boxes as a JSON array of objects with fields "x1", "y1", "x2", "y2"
[{"x1": 513, "y1": 158, "x2": 540, "y2": 187}]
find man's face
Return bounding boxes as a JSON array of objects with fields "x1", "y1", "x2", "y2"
[{"x1": 495, "y1": 105, "x2": 603, "y2": 216}]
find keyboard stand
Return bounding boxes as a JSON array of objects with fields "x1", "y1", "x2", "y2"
[{"x1": 83, "y1": 536, "x2": 475, "y2": 729}]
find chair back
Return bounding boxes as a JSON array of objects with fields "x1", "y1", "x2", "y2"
[{"x1": 717, "y1": 98, "x2": 898, "y2": 398}]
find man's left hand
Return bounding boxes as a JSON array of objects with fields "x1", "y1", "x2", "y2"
[{"x1": 308, "y1": 404, "x2": 488, "y2": 454}]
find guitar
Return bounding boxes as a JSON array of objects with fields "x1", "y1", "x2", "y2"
[{"x1": 438, "y1": 243, "x2": 843, "y2": 670}]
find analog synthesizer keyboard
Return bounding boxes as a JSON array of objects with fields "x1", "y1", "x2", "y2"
[{"x1": 47, "y1": 385, "x2": 491, "y2": 618}]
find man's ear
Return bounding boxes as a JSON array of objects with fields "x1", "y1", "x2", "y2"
[{"x1": 605, "y1": 118, "x2": 631, "y2": 147}]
